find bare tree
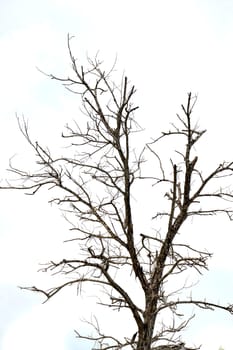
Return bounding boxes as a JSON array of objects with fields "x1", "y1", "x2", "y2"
[{"x1": 2, "y1": 35, "x2": 233, "y2": 350}]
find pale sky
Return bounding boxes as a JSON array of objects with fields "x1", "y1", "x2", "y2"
[{"x1": 1, "y1": 1, "x2": 233, "y2": 349}]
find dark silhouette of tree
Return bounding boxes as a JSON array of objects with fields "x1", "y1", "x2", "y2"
[{"x1": 2, "y1": 35, "x2": 233, "y2": 350}]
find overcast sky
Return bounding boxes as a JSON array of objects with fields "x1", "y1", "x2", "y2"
[{"x1": 1, "y1": 1, "x2": 233, "y2": 349}]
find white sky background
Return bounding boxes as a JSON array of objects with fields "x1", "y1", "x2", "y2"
[{"x1": 1, "y1": 0, "x2": 233, "y2": 349}]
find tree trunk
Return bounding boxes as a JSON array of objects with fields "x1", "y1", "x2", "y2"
[
  {"x1": 137, "y1": 320, "x2": 155, "y2": 350},
  {"x1": 137, "y1": 292, "x2": 157, "y2": 350}
]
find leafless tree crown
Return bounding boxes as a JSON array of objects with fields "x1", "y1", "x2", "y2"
[{"x1": 2, "y1": 35, "x2": 233, "y2": 350}]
